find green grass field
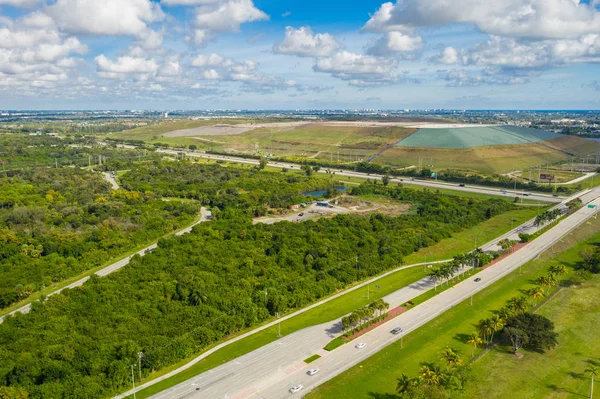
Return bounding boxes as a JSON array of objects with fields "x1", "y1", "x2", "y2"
[
  {"x1": 464, "y1": 277, "x2": 600, "y2": 399},
  {"x1": 376, "y1": 136, "x2": 600, "y2": 176},
  {"x1": 307, "y1": 212, "x2": 600, "y2": 399},
  {"x1": 129, "y1": 206, "x2": 537, "y2": 399}
]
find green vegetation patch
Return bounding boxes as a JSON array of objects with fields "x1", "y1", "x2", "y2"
[
  {"x1": 304, "y1": 354, "x2": 322, "y2": 364},
  {"x1": 324, "y1": 337, "x2": 345, "y2": 352}
]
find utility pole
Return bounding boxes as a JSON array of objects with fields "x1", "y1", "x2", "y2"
[
  {"x1": 55, "y1": 158, "x2": 58, "y2": 168},
  {"x1": 131, "y1": 365, "x2": 137, "y2": 399}
]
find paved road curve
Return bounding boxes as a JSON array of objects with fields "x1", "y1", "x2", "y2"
[{"x1": 0, "y1": 208, "x2": 211, "y2": 323}]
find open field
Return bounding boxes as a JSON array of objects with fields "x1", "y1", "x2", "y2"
[
  {"x1": 397, "y1": 125, "x2": 562, "y2": 148},
  {"x1": 465, "y1": 276, "x2": 600, "y2": 399},
  {"x1": 376, "y1": 136, "x2": 600, "y2": 175},
  {"x1": 130, "y1": 206, "x2": 535, "y2": 399},
  {"x1": 307, "y1": 211, "x2": 600, "y2": 399}
]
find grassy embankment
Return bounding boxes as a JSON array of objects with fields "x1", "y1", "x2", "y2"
[
  {"x1": 130, "y1": 206, "x2": 540, "y2": 399},
  {"x1": 307, "y1": 211, "x2": 600, "y2": 399}
]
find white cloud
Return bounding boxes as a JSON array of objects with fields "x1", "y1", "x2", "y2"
[
  {"x1": 363, "y1": 0, "x2": 600, "y2": 40},
  {"x1": 95, "y1": 54, "x2": 159, "y2": 77},
  {"x1": 190, "y1": 0, "x2": 268, "y2": 46},
  {"x1": 366, "y1": 31, "x2": 423, "y2": 56},
  {"x1": 192, "y1": 53, "x2": 226, "y2": 67},
  {"x1": 273, "y1": 26, "x2": 340, "y2": 57},
  {"x1": 440, "y1": 68, "x2": 529, "y2": 86},
  {"x1": 437, "y1": 47, "x2": 460, "y2": 64},
  {"x1": 162, "y1": 0, "x2": 222, "y2": 4},
  {"x1": 313, "y1": 51, "x2": 399, "y2": 86},
  {"x1": 45, "y1": 0, "x2": 164, "y2": 47}
]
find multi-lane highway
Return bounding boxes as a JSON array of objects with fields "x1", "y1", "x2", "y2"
[
  {"x1": 119, "y1": 190, "x2": 594, "y2": 399},
  {"x1": 157, "y1": 150, "x2": 563, "y2": 204},
  {"x1": 0, "y1": 208, "x2": 211, "y2": 323}
]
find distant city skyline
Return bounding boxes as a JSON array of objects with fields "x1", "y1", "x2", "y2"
[{"x1": 1, "y1": 0, "x2": 599, "y2": 110}]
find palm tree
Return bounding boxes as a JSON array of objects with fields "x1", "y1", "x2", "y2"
[
  {"x1": 530, "y1": 286, "x2": 545, "y2": 306},
  {"x1": 489, "y1": 315, "x2": 504, "y2": 343},
  {"x1": 440, "y1": 347, "x2": 462, "y2": 370},
  {"x1": 507, "y1": 296, "x2": 528, "y2": 314},
  {"x1": 585, "y1": 365, "x2": 599, "y2": 399},
  {"x1": 549, "y1": 264, "x2": 568, "y2": 277},
  {"x1": 467, "y1": 334, "x2": 483, "y2": 358},
  {"x1": 396, "y1": 374, "x2": 411, "y2": 394},
  {"x1": 420, "y1": 364, "x2": 443, "y2": 385},
  {"x1": 477, "y1": 319, "x2": 493, "y2": 344}
]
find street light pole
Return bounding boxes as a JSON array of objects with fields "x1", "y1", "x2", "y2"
[
  {"x1": 131, "y1": 365, "x2": 137, "y2": 399},
  {"x1": 137, "y1": 352, "x2": 143, "y2": 382}
]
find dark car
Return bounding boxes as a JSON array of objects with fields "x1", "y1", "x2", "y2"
[
  {"x1": 459, "y1": 183, "x2": 465, "y2": 187},
  {"x1": 474, "y1": 278, "x2": 482, "y2": 282},
  {"x1": 391, "y1": 327, "x2": 403, "y2": 335}
]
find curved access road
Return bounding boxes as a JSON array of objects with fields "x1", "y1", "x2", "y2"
[{"x1": 0, "y1": 208, "x2": 211, "y2": 323}]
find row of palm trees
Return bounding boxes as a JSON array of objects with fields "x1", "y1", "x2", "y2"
[
  {"x1": 396, "y1": 347, "x2": 466, "y2": 395},
  {"x1": 428, "y1": 251, "x2": 487, "y2": 291},
  {"x1": 534, "y1": 208, "x2": 562, "y2": 227},
  {"x1": 341, "y1": 299, "x2": 390, "y2": 333},
  {"x1": 467, "y1": 263, "x2": 569, "y2": 357}
]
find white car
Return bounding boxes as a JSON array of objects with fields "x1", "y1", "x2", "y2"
[
  {"x1": 289, "y1": 384, "x2": 303, "y2": 393},
  {"x1": 307, "y1": 368, "x2": 320, "y2": 376},
  {"x1": 355, "y1": 342, "x2": 366, "y2": 349}
]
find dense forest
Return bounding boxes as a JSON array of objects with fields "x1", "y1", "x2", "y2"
[
  {"x1": 120, "y1": 161, "x2": 342, "y2": 216},
  {"x1": 0, "y1": 168, "x2": 199, "y2": 308},
  {"x1": 0, "y1": 180, "x2": 513, "y2": 398}
]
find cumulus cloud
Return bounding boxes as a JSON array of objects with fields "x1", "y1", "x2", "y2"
[
  {"x1": 191, "y1": 52, "x2": 328, "y2": 93},
  {"x1": 0, "y1": 11, "x2": 87, "y2": 91},
  {"x1": 45, "y1": 0, "x2": 164, "y2": 48},
  {"x1": 95, "y1": 54, "x2": 159, "y2": 78},
  {"x1": 363, "y1": 0, "x2": 600, "y2": 40},
  {"x1": 313, "y1": 51, "x2": 399, "y2": 86},
  {"x1": 366, "y1": 31, "x2": 423, "y2": 56},
  {"x1": 273, "y1": 26, "x2": 340, "y2": 57},
  {"x1": 190, "y1": 0, "x2": 268, "y2": 46},
  {"x1": 437, "y1": 47, "x2": 461, "y2": 64}
]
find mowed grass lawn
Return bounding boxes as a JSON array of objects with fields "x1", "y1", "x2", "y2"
[
  {"x1": 464, "y1": 276, "x2": 600, "y2": 399},
  {"x1": 131, "y1": 206, "x2": 535, "y2": 398},
  {"x1": 307, "y1": 213, "x2": 600, "y2": 399}
]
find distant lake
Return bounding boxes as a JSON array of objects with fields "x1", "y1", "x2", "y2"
[
  {"x1": 586, "y1": 138, "x2": 600, "y2": 142},
  {"x1": 302, "y1": 187, "x2": 346, "y2": 197}
]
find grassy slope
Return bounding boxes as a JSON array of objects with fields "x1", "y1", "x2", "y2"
[
  {"x1": 307, "y1": 213, "x2": 600, "y2": 399},
  {"x1": 131, "y1": 206, "x2": 539, "y2": 398},
  {"x1": 375, "y1": 136, "x2": 600, "y2": 175}
]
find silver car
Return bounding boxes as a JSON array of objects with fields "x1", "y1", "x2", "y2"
[
  {"x1": 307, "y1": 368, "x2": 320, "y2": 376},
  {"x1": 289, "y1": 384, "x2": 303, "y2": 393}
]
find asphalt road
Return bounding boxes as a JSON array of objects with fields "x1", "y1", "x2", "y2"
[
  {"x1": 0, "y1": 208, "x2": 211, "y2": 323},
  {"x1": 101, "y1": 172, "x2": 120, "y2": 190},
  {"x1": 158, "y1": 150, "x2": 563, "y2": 204},
  {"x1": 136, "y1": 192, "x2": 589, "y2": 399},
  {"x1": 254, "y1": 191, "x2": 600, "y2": 399}
]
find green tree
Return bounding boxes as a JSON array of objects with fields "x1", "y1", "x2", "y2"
[
  {"x1": 382, "y1": 174, "x2": 391, "y2": 186},
  {"x1": 467, "y1": 334, "x2": 482, "y2": 358}
]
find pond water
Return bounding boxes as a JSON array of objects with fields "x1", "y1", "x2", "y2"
[{"x1": 302, "y1": 186, "x2": 346, "y2": 197}]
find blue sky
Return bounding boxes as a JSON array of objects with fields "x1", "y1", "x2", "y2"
[{"x1": 0, "y1": 0, "x2": 599, "y2": 110}]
